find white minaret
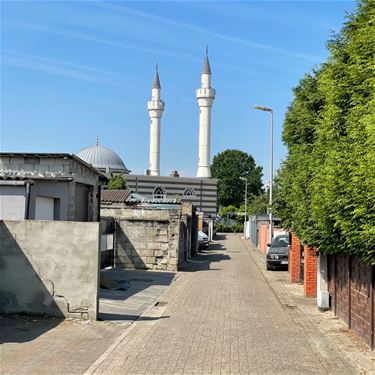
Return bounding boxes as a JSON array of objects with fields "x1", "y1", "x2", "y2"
[
  {"x1": 147, "y1": 64, "x2": 165, "y2": 176},
  {"x1": 196, "y1": 49, "x2": 215, "y2": 178}
]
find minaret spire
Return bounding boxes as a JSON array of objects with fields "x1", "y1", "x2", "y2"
[
  {"x1": 152, "y1": 63, "x2": 161, "y2": 89},
  {"x1": 202, "y1": 46, "x2": 211, "y2": 74},
  {"x1": 196, "y1": 49, "x2": 215, "y2": 178},
  {"x1": 147, "y1": 64, "x2": 165, "y2": 176}
]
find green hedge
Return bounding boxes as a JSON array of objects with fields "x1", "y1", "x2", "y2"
[
  {"x1": 274, "y1": 0, "x2": 375, "y2": 264},
  {"x1": 216, "y1": 223, "x2": 244, "y2": 233}
]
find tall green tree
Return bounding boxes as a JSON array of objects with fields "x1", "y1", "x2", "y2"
[
  {"x1": 247, "y1": 191, "x2": 269, "y2": 215},
  {"x1": 274, "y1": 69, "x2": 326, "y2": 245},
  {"x1": 310, "y1": 0, "x2": 375, "y2": 262},
  {"x1": 275, "y1": 0, "x2": 375, "y2": 264},
  {"x1": 211, "y1": 149, "x2": 263, "y2": 207}
]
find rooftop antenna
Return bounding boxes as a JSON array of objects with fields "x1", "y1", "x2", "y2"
[{"x1": 96, "y1": 136, "x2": 99, "y2": 146}]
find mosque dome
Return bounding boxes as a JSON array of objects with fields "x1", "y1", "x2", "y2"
[{"x1": 76, "y1": 141, "x2": 130, "y2": 174}]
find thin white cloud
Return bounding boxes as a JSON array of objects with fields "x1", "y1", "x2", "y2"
[
  {"x1": 97, "y1": 2, "x2": 322, "y2": 63},
  {"x1": 4, "y1": 19, "x2": 262, "y2": 77},
  {"x1": 4, "y1": 19, "x2": 201, "y2": 63},
  {"x1": 1, "y1": 50, "x2": 116, "y2": 84}
]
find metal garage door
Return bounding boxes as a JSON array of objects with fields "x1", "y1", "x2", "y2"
[
  {"x1": 74, "y1": 183, "x2": 89, "y2": 222},
  {"x1": 0, "y1": 186, "x2": 26, "y2": 219}
]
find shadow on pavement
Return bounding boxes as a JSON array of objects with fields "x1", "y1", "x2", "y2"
[
  {"x1": 99, "y1": 269, "x2": 176, "y2": 322},
  {"x1": 214, "y1": 233, "x2": 227, "y2": 241},
  {"x1": 181, "y1": 249, "x2": 230, "y2": 272},
  {"x1": 0, "y1": 316, "x2": 63, "y2": 344},
  {"x1": 100, "y1": 269, "x2": 175, "y2": 301},
  {"x1": 206, "y1": 242, "x2": 226, "y2": 251},
  {"x1": 99, "y1": 313, "x2": 170, "y2": 321}
]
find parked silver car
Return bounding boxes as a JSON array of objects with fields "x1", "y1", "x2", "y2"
[{"x1": 198, "y1": 231, "x2": 209, "y2": 250}]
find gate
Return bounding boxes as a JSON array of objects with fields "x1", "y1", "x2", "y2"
[
  {"x1": 100, "y1": 218, "x2": 115, "y2": 269},
  {"x1": 300, "y1": 243, "x2": 305, "y2": 284}
]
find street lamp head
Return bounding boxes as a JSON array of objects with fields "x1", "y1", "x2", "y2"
[
  {"x1": 254, "y1": 105, "x2": 273, "y2": 113},
  {"x1": 239, "y1": 177, "x2": 247, "y2": 182}
]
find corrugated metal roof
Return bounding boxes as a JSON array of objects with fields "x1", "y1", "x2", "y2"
[{"x1": 101, "y1": 189, "x2": 131, "y2": 203}]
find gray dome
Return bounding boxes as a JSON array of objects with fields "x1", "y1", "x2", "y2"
[{"x1": 76, "y1": 144, "x2": 130, "y2": 173}]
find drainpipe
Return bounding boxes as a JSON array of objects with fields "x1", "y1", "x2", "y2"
[
  {"x1": 25, "y1": 181, "x2": 32, "y2": 219},
  {"x1": 97, "y1": 184, "x2": 101, "y2": 222}
]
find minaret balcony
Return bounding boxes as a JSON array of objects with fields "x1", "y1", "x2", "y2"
[
  {"x1": 147, "y1": 100, "x2": 165, "y2": 111},
  {"x1": 196, "y1": 88, "x2": 216, "y2": 100}
]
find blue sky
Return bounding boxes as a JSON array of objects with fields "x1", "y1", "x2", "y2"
[{"x1": 1, "y1": 0, "x2": 356, "y2": 181}]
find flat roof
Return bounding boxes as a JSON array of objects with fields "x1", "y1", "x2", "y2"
[{"x1": 0, "y1": 152, "x2": 108, "y2": 181}]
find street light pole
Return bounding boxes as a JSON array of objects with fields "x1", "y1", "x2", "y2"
[
  {"x1": 254, "y1": 105, "x2": 274, "y2": 244},
  {"x1": 239, "y1": 177, "x2": 248, "y2": 238}
]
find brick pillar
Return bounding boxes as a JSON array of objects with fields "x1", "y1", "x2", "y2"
[
  {"x1": 259, "y1": 222, "x2": 269, "y2": 253},
  {"x1": 304, "y1": 245, "x2": 318, "y2": 297},
  {"x1": 289, "y1": 233, "x2": 301, "y2": 283}
]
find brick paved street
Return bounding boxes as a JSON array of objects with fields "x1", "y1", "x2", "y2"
[
  {"x1": 88, "y1": 234, "x2": 373, "y2": 375},
  {"x1": 1, "y1": 234, "x2": 374, "y2": 375}
]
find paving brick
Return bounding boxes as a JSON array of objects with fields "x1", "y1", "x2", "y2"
[
  {"x1": 2, "y1": 234, "x2": 372, "y2": 375},
  {"x1": 89, "y1": 234, "x2": 364, "y2": 375}
]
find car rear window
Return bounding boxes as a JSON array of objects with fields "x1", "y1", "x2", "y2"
[{"x1": 272, "y1": 236, "x2": 289, "y2": 247}]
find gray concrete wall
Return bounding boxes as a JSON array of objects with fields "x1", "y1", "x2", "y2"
[
  {"x1": 0, "y1": 220, "x2": 100, "y2": 320},
  {"x1": 102, "y1": 207, "x2": 182, "y2": 271},
  {"x1": 28, "y1": 180, "x2": 70, "y2": 220},
  {"x1": 0, "y1": 154, "x2": 101, "y2": 222}
]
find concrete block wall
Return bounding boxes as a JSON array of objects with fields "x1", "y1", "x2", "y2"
[
  {"x1": 304, "y1": 246, "x2": 318, "y2": 297},
  {"x1": 102, "y1": 207, "x2": 184, "y2": 271},
  {"x1": 0, "y1": 220, "x2": 100, "y2": 320}
]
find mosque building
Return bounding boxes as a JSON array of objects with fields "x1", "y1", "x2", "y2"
[{"x1": 76, "y1": 51, "x2": 217, "y2": 218}]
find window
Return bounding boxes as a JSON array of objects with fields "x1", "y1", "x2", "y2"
[
  {"x1": 153, "y1": 185, "x2": 166, "y2": 200},
  {"x1": 183, "y1": 186, "x2": 196, "y2": 197}
]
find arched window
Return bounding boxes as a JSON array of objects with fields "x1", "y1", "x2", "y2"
[
  {"x1": 183, "y1": 186, "x2": 196, "y2": 197},
  {"x1": 153, "y1": 185, "x2": 166, "y2": 200}
]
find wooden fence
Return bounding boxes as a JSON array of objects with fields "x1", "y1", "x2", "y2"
[{"x1": 327, "y1": 254, "x2": 374, "y2": 350}]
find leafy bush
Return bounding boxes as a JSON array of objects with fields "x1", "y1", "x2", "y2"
[
  {"x1": 232, "y1": 223, "x2": 244, "y2": 233},
  {"x1": 216, "y1": 223, "x2": 229, "y2": 232},
  {"x1": 275, "y1": 0, "x2": 375, "y2": 264},
  {"x1": 216, "y1": 223, "x2": 244, "y2": 233},
  {"x1": 107, "y1": 174, "x2": 127, "y2": 190}
]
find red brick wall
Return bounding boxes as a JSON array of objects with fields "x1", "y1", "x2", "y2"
[
  {"x1": 289, "y1": 233, "x2": 301, "y2": 283},
  {"x1": 304, "y1": 246, "x2": 317, "y2": 297}
]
